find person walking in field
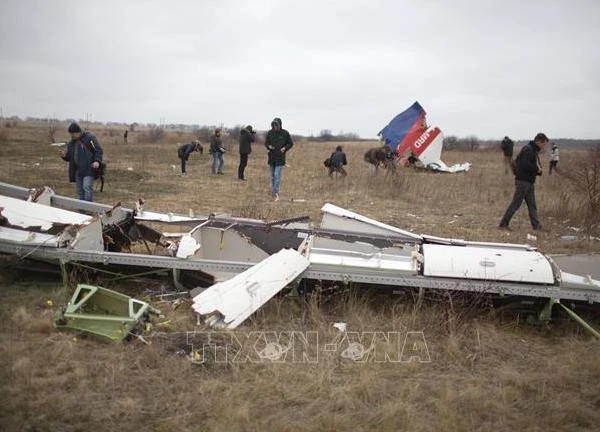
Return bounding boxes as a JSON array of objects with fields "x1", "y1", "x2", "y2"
[
  {"x1": 500, "y1": 136, "x2": 514, "y2": 175},
  {"x1": 549, "y1": 142, "x2": 559, "y2": 175},
  {"x1": 238, "y1": 125, "x2": 256, "y2": 181},
  {"x1": 264, "y1": 117, "x2": 293, "y2": 201},
  {"x1": 123, "y1": 129, "x2": 128, "y2": 145},
  {"x1": 499, "y1": 132, "x2": 549, "y2": 231},
  {"x1": 327, "y1": 145, "x2": 348, "y2": 178},
  {"x1": 60, "y1": 122, "x2": 103, "y2": 202},
  {"x1": 209, "y1": 128, "x2": 225, "y2": 175},
  {"x1": 177, "y1": 140, "x2": 202, "y2": 175}
]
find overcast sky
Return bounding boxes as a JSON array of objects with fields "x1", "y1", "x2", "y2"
[{"x1": 1, "y1": 0, "x2": 599, "y2": 139}]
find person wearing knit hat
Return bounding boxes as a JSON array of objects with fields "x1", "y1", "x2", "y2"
[
  {"x1": 264, "y1": 117, "x2": 293, "y2": 201},
  {"x1": 60, "y1": 122, "x2": 103, "y2": 201}
]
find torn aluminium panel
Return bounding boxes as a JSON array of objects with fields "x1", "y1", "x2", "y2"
[
  {"x1": 0, "y1": 195, "x2": 104, "y2": 251},
  {"x1": 192, "y1": 249, "x2": 310, "y2": 329}
]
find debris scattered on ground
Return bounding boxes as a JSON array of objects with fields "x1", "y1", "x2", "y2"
[{"x1": 54, "y1": 284, "x2": 161, "y2": 342}]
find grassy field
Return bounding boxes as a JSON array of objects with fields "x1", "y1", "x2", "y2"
[{"x1": 0, "y1": 120, "x2": 599, "y2": 431}]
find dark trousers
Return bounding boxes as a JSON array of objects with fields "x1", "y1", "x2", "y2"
[
  {"x1": 500, "y1": 180, "x2": 540, "y2": 229},
  {"x1": 549, "y1": 160, "x2": 558, "y2": 175},
  {"x1": 180, "y1": 157, "x2": 186, "y2": 174},
  {"x1": 238, "y1": 153, "x2": 248, "y2": 179}
]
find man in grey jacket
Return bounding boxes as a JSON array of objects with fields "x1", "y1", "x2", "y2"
[{"x1": 209, "y1": 128, "x2": 225, "y2": 175}]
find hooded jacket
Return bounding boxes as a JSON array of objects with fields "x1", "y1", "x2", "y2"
[
  {"x1": 63, "y1": 131, "x2": 103, "y2": 179},
  {"x1": 264, "y1": 118, "x2": 293, "y2": 166},
  {"x1": 239, "y1": 127, "x2": 255, "y2": 155},
  {"x1": 515, "y1": 141, "x2": 542, "y2": 184}
]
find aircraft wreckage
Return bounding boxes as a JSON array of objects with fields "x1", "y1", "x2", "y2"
[{"x1": 0, "y1": 181, "x2": 599, "y2": 337}]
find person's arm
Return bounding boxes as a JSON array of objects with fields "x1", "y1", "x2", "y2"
[
  {"x1": 61, "y1": 142, "x2": 73, "y2": 161},
  {"x1": 92, "y1": 137, "x2": 103, "y2": 163},
  {"x1": 282, "y1": 131, "x2": 293, "y2": 152},
  {"x1": 343, "y1": 153, "x2": 347, "y2": 165}
]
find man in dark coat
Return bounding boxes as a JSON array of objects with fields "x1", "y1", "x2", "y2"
[
  {"x1": 177, "y1": 140, "x2": 202, "y2": 175},
  {"x1": 60, "y1": 122, "x2": 103, "y2": 202},
  {"x1": 264, "y1": 118, "x2": 293, "y2": 201},
  {"x1": 499, "y1": 132, "x2": 549, "y2": 230},
  {"x1": 500, "y1": 136, "x2": 514, "y2": 174},
  {"x1": 238, "y1": 125, "x2": 255, "y2": 181},
  {"x1": 328, "y1": 145, "x2": 348, "y2": 178}
]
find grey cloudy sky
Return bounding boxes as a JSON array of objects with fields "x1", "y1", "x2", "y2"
[{"x1": 1, "y1": 0, "x2": 599, "y2": 139}]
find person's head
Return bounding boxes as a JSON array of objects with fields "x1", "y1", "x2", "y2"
[
  {"x1": 68, "y1": 122, "x2": 82, "y2": 140},
  {"x1": 271, "y1": 118, "x2": 282, "y2": 131},
  {"x1": 552, "y1": 142, "x2": 558, "y2": 149},
  {"x1": 214, "y1": 128, "x2": 221, "y2": 137},
  {"x1": 336, "y1": 145, "x2": 343, "y2": 152},
  {"x1": 245, "y1": 125, "x2": 254, "y2": 134},
  {"x1": 534, "y1": 132, "x2": 549, "y2": 150}
]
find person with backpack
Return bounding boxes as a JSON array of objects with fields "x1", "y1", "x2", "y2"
[
  {"x1": 177, "y1": 140, "x2": 203, "y2": 175},
  {"x1": 500, "y1": 136, "x2": 514, "y2": 174},
  {"x1": 60, "y1": 122, "x2": 103, "y2": 202},
  {"x1": 499, "y1": 132, "x2": 549, "y2": 231},
  {"x1": 326, "y1": 145, "x2": 348, "y2": 178}
]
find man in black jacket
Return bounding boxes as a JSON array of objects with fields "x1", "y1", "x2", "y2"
[
  {"x1": 60, "y1": 122, "x2": 103, "y2": 202},
  {"x1": 238, "y1": 125, "x2": 255, "y2": 181},
  {"x1": 264, "y1": 118, "x2": 293, "y2": 201},
  {"x1": 177, "y1": 140, "x2": 202, "y2": 175},
  {"x1": 499, "y1": 132, "x2": 549, "y2": 230}
]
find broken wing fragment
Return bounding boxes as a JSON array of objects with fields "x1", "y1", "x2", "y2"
[{"x1": 192, "y1": 249, "x2": 310, "y2": 329}]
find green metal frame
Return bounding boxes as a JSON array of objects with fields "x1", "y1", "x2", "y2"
[
  {"x1": 539, "y1": 297, "x2": 600, "y2": 339},
  {"x1": 54, "y1": 284, "x2": 160, "y2": 342}
]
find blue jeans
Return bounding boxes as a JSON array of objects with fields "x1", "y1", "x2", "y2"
[
  {"x1": 211, "y1": 152, "x2": 224, "y2": 174},
  {"x1": 270, "y1": 164, "x2": 283, "y2": 196},
  {"x1": 76, "y1": 175, "x2": 95, "y2": 202}
]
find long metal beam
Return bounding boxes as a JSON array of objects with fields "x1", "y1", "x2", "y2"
[{"x1": 1, "y1": 242, "x2": 598, "y2": 303}]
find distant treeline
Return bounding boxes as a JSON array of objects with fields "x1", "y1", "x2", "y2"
[{"x1": 443, "y1": 135, "x2": 600, "y2": 151}]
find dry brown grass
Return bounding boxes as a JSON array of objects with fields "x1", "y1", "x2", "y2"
[{"x1": 1, "y1": 122, "x2": 600, "y2": 431}]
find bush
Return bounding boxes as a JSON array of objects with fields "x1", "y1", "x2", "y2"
[
  {"x1": 562, "y1": 145, "x2": 600, "y2": 236},
  {"x1": 143, "y1": 127, "x2": 165, "y2": 143}
]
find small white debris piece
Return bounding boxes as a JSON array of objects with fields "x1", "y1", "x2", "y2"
[
  {"x1": 333, "y1": 322, "x2": 347, "y2": 333},
  {"x1": 527, "y1": 234, "x2": 537, "y2": 241},
  {"x1": 176, "y1": 235, "x2": 201, "y2": 259},
  {"x1": 127, "y1": 167, "x2": 133, "y2": 171}
]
